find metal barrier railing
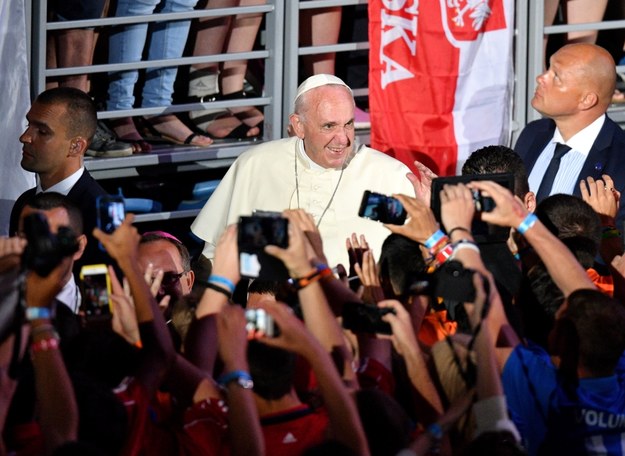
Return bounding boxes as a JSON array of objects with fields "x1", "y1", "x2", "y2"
[
  {"x1": 30, "y1": 1, "x2": 284, "y2": 140},
  {"x1": 282, "y1": 0, "x2": 370, "y2": 125}
]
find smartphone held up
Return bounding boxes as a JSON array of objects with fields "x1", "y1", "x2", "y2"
[
  {"x1": 79, "y1": 264, "x2": 112, "y2": 319},
  {"x1": 358, "y1": 191, "x2": 407, "y2": 225},
  {"x1": 238, "y1": 212, "x2": 290, "y2": 280}
]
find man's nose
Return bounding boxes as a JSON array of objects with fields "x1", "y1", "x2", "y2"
[
  {"x1": 19, "y1": 128, "x2": 31, "y2": 144},
  {"x1": 536, "y1": 72, "x2": 547, "y2": 85},
  {"x1": 335, "y1": 126, "x2": 351, "y2": 143}
]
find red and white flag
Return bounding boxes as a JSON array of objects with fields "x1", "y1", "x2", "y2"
[{"x1": 368, "y1": 0, "x2": 514, "y2": 176}]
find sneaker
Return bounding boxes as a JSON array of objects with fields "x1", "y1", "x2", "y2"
[
  {"x1": 354, "y1": 107, "x2": 371, "y2": 129},
  {"x1": 86, "y1": 121, "x2": 133, "y2": 157}
]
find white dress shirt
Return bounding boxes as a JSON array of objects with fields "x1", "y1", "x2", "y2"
[
  {"x1": 56, "y1": 275, "x2": 82, "y2": 314},
  {"x1": 36, "y1": 167, "x2": 84, "y2": 194},
  {"x1": 528, "y1": 115, "x2": 605, "y2": 197}
]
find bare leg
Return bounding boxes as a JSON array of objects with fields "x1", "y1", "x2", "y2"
[
  {"x1": 46, "y1": 33, "x2": 58, "y2": 89},
  {"x1": 56, "y1": 29, "x2": 95, "y2": 91},
  {"x1": 300, "y1": 6, "x2": 342, "y2": 77},
  {"x1": 566, "y1": 0, "x2": 608, "y2": 44},
  {"x1": 189, "y1": 0, "x2": 247, "y2": 138},
  {"x1": 543, "y1": 0, "x2": 560, "y2": 66},
  {"x1": 46, "y1": 29, "x2": 95, "y2": 92},
  {"x1": 219, "y1": 0, "x2": 266, "y2": 135},
  {"x1": 191, "y1": 0, "x2": 237, "y2": 74}
]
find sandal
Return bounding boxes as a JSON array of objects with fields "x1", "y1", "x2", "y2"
[
  {"x1": 109, "y1": 117, "x2": 152, "y2": 154},
  {"x1": 221, "y1": 90, "x2": 264, "y2": 138},
  {"x1": 141, "y1": 114, "x2": 213, "y2": 147}
]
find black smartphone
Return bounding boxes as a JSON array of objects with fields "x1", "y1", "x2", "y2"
[
  {"x1": 245, "y1": 308, "x2": 277, "y2": 337},
  {"x1": 79, "y1": 264, "x2": 112, "y2": 318},
  {"x1": 96, "y1": 195, "x2": 125, "y2": 235},
  {"x1": 341, "y1": 301, "x2": 395, "y2": 335},
  {"x1": 358, "y1": 191, "x2": 407, "y2": 225},
  {"x1": 238, "y1": 215, "x2": 290, "y2": 280}
]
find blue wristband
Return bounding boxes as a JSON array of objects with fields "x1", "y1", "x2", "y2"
[
  {"x1": 517, "y1": 213, "x2": 538, "y2": 235},
  {"x1": 208, "y1": 274, "x2": 235, "y2": 294},
  {"x1": 427, "y1": 422, "x2": 444, "y2": 440},
  {"x1": 218, "y1": 370, "x2": 254, "y2": 389},
  {"x1": 424, "y1": 230, "x2": 445, "y2": 249},
  {"x1": 26, "y1": 307, "x2": 52, "y2": 321}
]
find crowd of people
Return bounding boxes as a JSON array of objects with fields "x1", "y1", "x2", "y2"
[
  {"x1": 46, "y1": 0, "x2": 370, "y2": 158},
  {"x1": 5, "y1": 11, "x2": 625, "y2": 453}
]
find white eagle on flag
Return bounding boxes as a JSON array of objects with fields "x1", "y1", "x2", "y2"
[{"x1": 447, "y1": 0, "x2": 492, "y2": 30}]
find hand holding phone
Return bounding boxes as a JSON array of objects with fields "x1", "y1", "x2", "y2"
[{"x1": 358, "y1": 191, "x2": 407, "y2": 225}]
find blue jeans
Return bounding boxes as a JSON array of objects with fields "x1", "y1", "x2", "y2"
[{"x1": 108, "y1": 0, "x2": 198, "y2": 110}]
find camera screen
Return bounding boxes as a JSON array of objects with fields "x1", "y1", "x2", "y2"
[
  {"x1": 97, "y1": 197, "x2": 125, "y2": 234},
  {"x1": 238, "y1": 216, "x2": 288, "y2": 250},
  {"x1": 358, "y1": 191, "x2": 407, "y2": 225},
  {"x1": 81, "y1": 272, "x2": 111, "y2": 316},
  {"x1": 245, "y1": 308, "x2": 276, "y2": 337}
]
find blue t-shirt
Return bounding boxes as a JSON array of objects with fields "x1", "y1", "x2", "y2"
[{"x1": 503, "y1": 344, "x2": 625, "y2": 455}]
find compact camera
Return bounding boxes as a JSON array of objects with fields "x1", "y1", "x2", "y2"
[
  {"x1": 408, "y1": 260, "x2": 487, "y2": 320},
  {"x1": 342, "y1": 302, "x2": 396, "y2": 335},
  {"x1": 471, "y1": 190, "x2": 496, "y2": 213},
  {"x1": 22, "y1": 212, "x2": 79, "y2": 277}
]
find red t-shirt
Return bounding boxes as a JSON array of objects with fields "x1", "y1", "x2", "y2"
[
  {"x1": 260, "y1": 404, "x2": 329, "y2": 455},
  {"x1": 114, "y1": 377, "x2": 152, "y2": 456},
  {"x1": 177, "y1": 397, "x2": 230, "y2": 456}
]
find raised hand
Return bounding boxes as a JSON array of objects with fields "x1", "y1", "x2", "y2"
[
  {"x1": 408, "y1": 160, "x2": 438, "y2": 204},
  {"x1": 283, "y1": 209, "x2": 327, "y2": 264},
  {"x1": 211, "y1": 224, "x2": 240, "y2": 286},
  {"x1": 467, "y1": 181, "x2": 527, "y2": 229},
  {"x1": 580, "y1": 174, "x2": 619, "y2": 224},
  {"x1": 439, "y1": 183, "x2": 475, "y2": 235},
  {"x1": 264, "y1": 214, "x2": 314, "y2": 278},
  {"x1": 92, "y1": 214, "x2": 140, "y2": 270},
  {"x1": 385, "y1": 194, "x2": 438, "y2": 243},
  {"x1": 0, "y1": 236, "x2": 26, "y2": 274}
]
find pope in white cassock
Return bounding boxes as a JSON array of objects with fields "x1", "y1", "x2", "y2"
[{"x1": 191, "y1": 74, "x2": 415, "y2": 268}]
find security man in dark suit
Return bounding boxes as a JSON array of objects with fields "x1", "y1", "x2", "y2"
[
  {"x1": 514, "y1": 43, "x2": 625, "y2": 225},
  {"x1": 9, "y1": 87, "x2": 109, "y2": 271}
]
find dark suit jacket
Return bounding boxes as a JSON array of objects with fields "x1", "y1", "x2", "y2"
[
  {"x1": 514, "y1": 116, "x2": 625, "y2": 226},
  {"x1": 9, "y1": 168, "x2": 109, "y2": 271}
]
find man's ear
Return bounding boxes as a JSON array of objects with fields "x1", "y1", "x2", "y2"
[
  {"x1": 73, "y1": 234, "x2": 87, "y2": 261},
  {"x1": 69, "y1": 137, "x2": 88, "y2": 157},
  {"x1": 289, "y1": 113, "x2": 305, "y2": 139},
  {"x1": 579, "y1": 91, "x2": 599, "y2": 111},
  {"x1": 184, "y1": 269, "x2": 195, "y2": 291},
  {"x1": 524, "y1": 191, "x2": 536, "y2": 213}
]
